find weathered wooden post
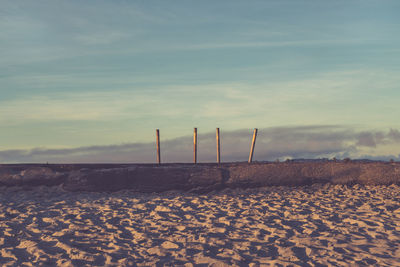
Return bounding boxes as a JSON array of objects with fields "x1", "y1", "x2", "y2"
[
  {"x1": 248, "y1": 128, "x2": 258, "y2": 163},
  {"x1": 156, "y1": 129, "x2": 161, "y2": 164},
  {"x1": 216, "y1": 128, "x2": 221, "y2": 164},
  {"x1": 194, "y1": 128, "x2": 197, "y2": 164}
]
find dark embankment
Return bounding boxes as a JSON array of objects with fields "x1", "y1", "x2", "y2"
[{"x1": 0, "y1": 161, "x2": 399, "y2": 192}]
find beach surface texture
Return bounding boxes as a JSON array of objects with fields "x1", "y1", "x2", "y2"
[
  {"x1": 0, "y1": 162, "x2": 399, "y2": 265},
  {"x1": 0, "y1": 184, "x2": 399, "y2": 266}
]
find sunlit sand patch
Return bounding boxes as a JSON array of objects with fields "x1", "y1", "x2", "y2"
[{"x1": 0, "y1": 184, "x2": 399, "y2": 266}]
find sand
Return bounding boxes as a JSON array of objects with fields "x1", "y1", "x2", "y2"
[{"x1": 0, "y1": 184, "x2": 399, "y2": 266}]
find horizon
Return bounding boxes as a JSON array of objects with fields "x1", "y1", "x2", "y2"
[
  {"x1": 1, "y1": 126, "x2": 399, "y2": 163},
  {"x1": 1, "y1": 1, "x2": 400, "y2": 163}
]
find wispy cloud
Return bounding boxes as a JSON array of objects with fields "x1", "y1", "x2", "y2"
[
  {"x1": 165, "y1": 39, "x2": 381, "y2": 52},
  {"x1": 74, "y1": 31, "x2": 131, "y2": 45},
  {"x1": 1, "y1": 126, "x2": 399, "y2": 163},
  {"x1": 0, "y1": 91, "x2": 182, "y2": 124},
  {"x1": 1, "y1": 69, "x2": 400, "y2": 130}
]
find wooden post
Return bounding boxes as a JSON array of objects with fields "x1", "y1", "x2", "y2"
[
  {"x1": 216, "y1": 128, "x2": 221, "y2": 164},
  {"x1": 248, "y1": 128, "x2": 258, "y2": 163},
  {"x1": 156, "y1": 129, "x2": 161, "y2": 164},
  {"x1": 193, "y1": 128, "x2": 197, "y2": 164}
]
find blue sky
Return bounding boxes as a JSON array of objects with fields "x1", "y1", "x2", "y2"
[{"x1": 1, "y1": 0, "x2": 400, "y2": 162}]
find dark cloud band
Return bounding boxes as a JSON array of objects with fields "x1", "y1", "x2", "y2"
[{"x1": 1, "y1": 126, "x2": 399, "y2": 163}]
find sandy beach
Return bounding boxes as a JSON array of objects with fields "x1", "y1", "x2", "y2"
[{"x1": 1, "y1": 184, "x2": 399, "y2": 266}]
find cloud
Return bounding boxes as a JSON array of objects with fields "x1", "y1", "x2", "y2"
[
  {"x1": 1, "y1": 125, "x2": 399, "y2": 163},
  {"x1": 356, "y1": 132, "x2": 383, "y2": 147},
  {"x1": 0, "y1": 90, "x2": 182, "y2": 124},
  {"x1": 74, "y1": 31, "x2": 131, "y2": 45},
  {"x1": 3, "y1": 69, "x2": 399, "y2": 128},
  {"x1": 166, "y1": 39, "x2": 377, "y2": 52},
  {"x1": 387, "y1": 129, "x2": 400, "y2": 142}
]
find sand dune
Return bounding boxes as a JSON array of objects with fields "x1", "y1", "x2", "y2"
[{"x1": 1, "y1": 184, "x2": 399, "y2": 266}]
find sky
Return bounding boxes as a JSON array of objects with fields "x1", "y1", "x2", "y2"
[{"x1": 1, "y1": 0, "x2": 400, "y2": 163}]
